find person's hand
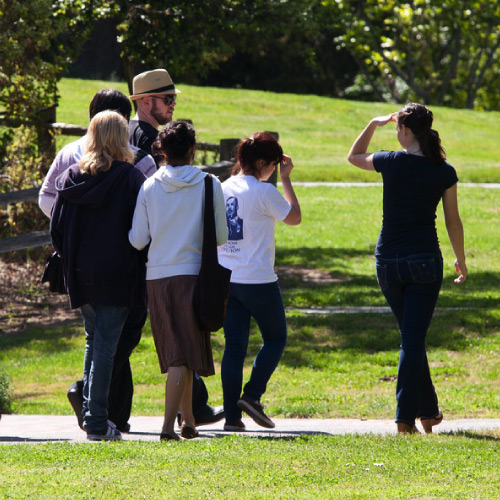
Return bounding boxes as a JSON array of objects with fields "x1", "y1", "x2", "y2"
[
  {"x1": 454, "y1": 259, "x2": 467, "y2": 283},
  {"x1": 370, "y1": 112, "x2": 398, "y2": 127},
  {"x1": 279, "y1": 154, "x2": 294, "y2": 179}
]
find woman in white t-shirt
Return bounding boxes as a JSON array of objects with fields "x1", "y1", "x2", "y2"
[{"x1": 218, "y1": 133, "x2": 301, "y2": 432}]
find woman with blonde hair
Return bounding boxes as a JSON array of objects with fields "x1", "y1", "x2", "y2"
[{"x1": 51, "y1": 110, "x2": 147, "y2": 441}]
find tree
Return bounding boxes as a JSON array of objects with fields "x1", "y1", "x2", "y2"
[
  {"x1": 200, "y1": 0, "x2": 357, "y2": 97},
  {"x1": 93, "y1": 0, "x2": 356, "y2": 97},
  {"x1": 327, "y1": 0, "x2": 500, "y2": 109},
  {"x1": 0, "y1": 0, "x2": 95, "y2": 240},
  {"x1": 0, "y1": 0, "x2": 96, "y2": 125},
  {"x1": 100, "y1": 0, "x2": 235, "y2": 93}
]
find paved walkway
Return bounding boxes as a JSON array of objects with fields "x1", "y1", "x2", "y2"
[{"x1": 2, "y1": 415, "x2": 500, "y2": 444}]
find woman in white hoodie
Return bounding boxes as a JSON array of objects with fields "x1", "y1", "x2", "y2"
[{"x1": 129, "y1": 121, "x2": 227, "y2": 440}]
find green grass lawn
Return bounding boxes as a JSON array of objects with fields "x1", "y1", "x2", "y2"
[
  {"x1": 2, "y1": 186, "x2": 498, "y2": 420},
  {"x1": 1, "y1": 81, "x2": 499, "y2": 499},
  {"x1": 2, "y1": 434, "x2": 500, "y2": 499},
  {"x1": 56, "y1": 78, "x2": 500, "y2": 183}
]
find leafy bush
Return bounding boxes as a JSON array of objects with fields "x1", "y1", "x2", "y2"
[
  {"x1": 0, "y1": 369, "x2": 12, "y2": 414},
  {"x1": 0, "y1": 125, "x2": 52, "y2": 240}
]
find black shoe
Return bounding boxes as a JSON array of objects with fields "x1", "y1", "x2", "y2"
[
  {"x1": 67, "y1": 381, "x2": 84, "y2": 430},
  {"x1": 237, "y1": 395, "x2": 275, "y2": 429},
  {"x1": 224, "y1": 419, "x2": 246, "y2": 432},
  {"x1": 87, "y1": 424, "x2": 122, "y2": 441},
  {"x1": 194, "y1": 405, "x2": 225, "y2": 427},
  {"x1": 115, "y1": 422, "x2": 131, "y2": 433}
]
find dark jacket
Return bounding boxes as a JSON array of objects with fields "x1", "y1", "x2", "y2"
[{"x1": 50, "y1": 161, "x2": 146, "y2": 309}]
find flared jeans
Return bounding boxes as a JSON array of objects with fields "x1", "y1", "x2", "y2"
[{"x1": 376, "y1": 253, "x2": 443, "y2": 426}]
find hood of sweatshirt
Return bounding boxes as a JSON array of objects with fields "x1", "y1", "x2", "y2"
[
  {"x1": 156, "y1": 164, "x2": 206, "y2": 193},
  {"x1": 55, "y1": 161, "x2": 133, "y2": 209}
]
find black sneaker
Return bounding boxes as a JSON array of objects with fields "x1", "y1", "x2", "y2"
[
  {"x1": 237, "y1": 395, "x2": 275, "y2": 429},
  {"x1": 223, "y1": 419, "x2": 246, "y2": 432},
  {"x1": 87, "y1": 424, "x2": 122, "y2": 441},
  {"x1": 67, "y1": 381, "x2": 84, "y2": 430},
  {"x1": 194, "y1": 405, "x2": 225, "y2": 426}
]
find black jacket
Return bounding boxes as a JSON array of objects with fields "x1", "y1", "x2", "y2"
[{"x1": 50, "y1": 161, "x2": 146, "y2": 309}]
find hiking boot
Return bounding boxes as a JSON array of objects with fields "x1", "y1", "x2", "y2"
[
  {"x1": 223, "y1": 419, "x2": 246, "y2": 432},
  {"x1": 237, "y1": 395, "x2": 275, "y2": 429}
]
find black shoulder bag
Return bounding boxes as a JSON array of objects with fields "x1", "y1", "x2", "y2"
[{"x1": 192, "y1": 175, "x2": 232, "y2": 332}]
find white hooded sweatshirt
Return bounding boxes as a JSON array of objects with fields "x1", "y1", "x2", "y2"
[{"x1": 128, "y1": 164, "x2": 228, "y2": 280}]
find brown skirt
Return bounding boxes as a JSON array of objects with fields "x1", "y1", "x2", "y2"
[{"x1": 147, "y1": 275, "x2": 215, "y2": 377}]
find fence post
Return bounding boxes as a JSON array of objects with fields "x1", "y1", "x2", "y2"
[{"x1": 219, "y1": 138, "x2": 240, "y2": 162}]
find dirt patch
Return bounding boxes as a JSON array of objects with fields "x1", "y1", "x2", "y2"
[
  {"x1": 0, "y1": 258, "x2": 79, "y2": 334},
  {"x1": 0, "y1": 260, "x2": 340, "y2": 334},
  {"x1": 276, "y1": 265, "x2": 348, "y2": 286}
]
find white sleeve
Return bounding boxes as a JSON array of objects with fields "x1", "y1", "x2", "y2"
[
  {"x1": 128, "y1": 185, "x2": 151, "y2": 250},
  {"x1": 38, "y1": 146, "x2": 77, "y2": 218},
  {"x1": 263, "y1": 184, "x2": 292, "y2": 222},
  {"x1": 212, "y1": 176, "x2": 228, "y2": 246}
]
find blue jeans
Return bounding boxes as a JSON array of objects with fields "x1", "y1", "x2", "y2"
[
  {"x1": 107, "y1": 300, "x2": 148, "y2": 428},
  {"x1": 221, "y1": 282, "x2": 287, "y2": 422},
  {"x1": 81, "y1": 303, "x2": 129, "y2": 433},
  {"x1": 376, "y1": 253, "x2": 443, "y2": 426}
]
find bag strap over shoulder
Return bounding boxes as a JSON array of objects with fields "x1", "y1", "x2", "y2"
[{"x1": 202, "y1": 174, "x2": 217, "y2": 261}]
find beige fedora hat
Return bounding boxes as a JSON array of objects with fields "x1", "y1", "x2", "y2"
[{"x1": 129, "y1": 69, "x2": 181, "y2": 100}]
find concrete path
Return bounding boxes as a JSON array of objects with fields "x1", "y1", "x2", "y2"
[{"x1": 2, "y1": 415, "x2": 500, "y2": 444}]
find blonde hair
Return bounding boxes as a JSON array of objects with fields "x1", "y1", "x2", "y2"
[{"x1": 79, "y1": 110, "x2": 134, "y2": 175}]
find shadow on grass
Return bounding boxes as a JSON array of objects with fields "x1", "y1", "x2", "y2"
[
  {"x1": 276, "y1": 246, "x2": 500, "y2": 309},
  {"x1": 2, "y1": 246, "x2": 499, "y2": 375},
  {"x1": 441, "y1": 431, "x2": 500, "y2": 442},
  {"x1": 206, "y1": 431, "x2": 330, "y2": 441},
  {"x1": 267, "y1": 246, "x2": 500, "y2": 367}
]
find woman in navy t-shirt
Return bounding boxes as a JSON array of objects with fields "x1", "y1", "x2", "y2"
[{"x1": 347, "y1": 103, "x2": 467, "y2": 434}]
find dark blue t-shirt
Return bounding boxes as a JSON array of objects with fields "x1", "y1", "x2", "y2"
[{"x1": 373, "y1": 150, "x2": 458, "y2": 257}]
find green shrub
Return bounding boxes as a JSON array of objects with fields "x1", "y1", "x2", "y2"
[
  {"x1": 0, "y1": 369, "x2": 12, "y2": 414},
  {"x1": 0, "y1": 125, "x2": 52, "y2": 241}
]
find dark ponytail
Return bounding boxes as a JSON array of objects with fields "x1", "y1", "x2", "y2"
[
  {"x1": 398, "y1": 103, "x2": 446, "y2": 163},
  {"x1": 152, "y1": 120, "x2": 196, "y2": 163},
  {"x1": 232, "y1": 132, "x2": 283, "y2": 177}
]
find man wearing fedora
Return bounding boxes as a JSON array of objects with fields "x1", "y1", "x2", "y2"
[
  {"x1": 129, "y1": 69, "x2": 179, "y2": 167},
  {"x1": 129, "y1": 68, "x2": 225, "y2": 427}
]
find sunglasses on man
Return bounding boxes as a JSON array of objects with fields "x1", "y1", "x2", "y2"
[{"x1": 151, "y1": 95, "x2": 176, "y2": 105}]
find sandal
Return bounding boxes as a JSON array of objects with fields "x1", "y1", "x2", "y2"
[
  {"x1": 180, "y1": 423, "x2": 199, "y2": 439},
  {"x1": 160, "y1": 430, "x2": 180, "y2": 441},
  {"x1": 420, "y1": 410, "x2": 443, "y2": 434},
  {"x1": 397, "y1": 422, "x2": 420, "y2": 435}
]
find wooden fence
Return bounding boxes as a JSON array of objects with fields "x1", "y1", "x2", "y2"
[
  {"x1": 1, "y1": 109, "x2": 278, "y2": 253},
  {"x1": 0, "y1": 142, "x2": 238, "y2": 254}
]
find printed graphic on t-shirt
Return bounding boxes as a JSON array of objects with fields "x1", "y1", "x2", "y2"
[{"x1": 225, "y1": 196, "x2": 244, "y2": 241}]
